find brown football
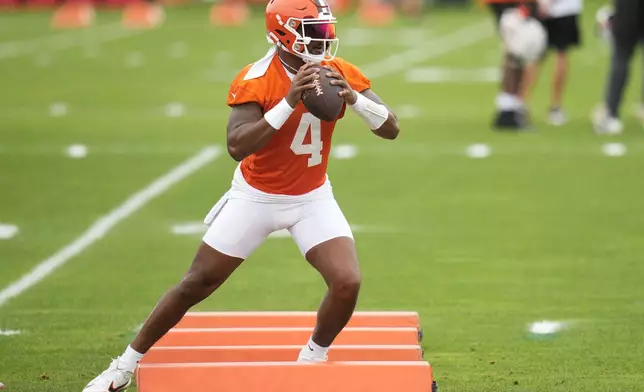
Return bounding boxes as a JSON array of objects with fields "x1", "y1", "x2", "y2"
[{"x1": 301, "y1": 67, "x2": 344, "y2": 122}]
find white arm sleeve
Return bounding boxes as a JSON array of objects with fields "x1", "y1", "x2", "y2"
[{"x1": 349, "y1": 92, "x2": 389, "y2": 130}]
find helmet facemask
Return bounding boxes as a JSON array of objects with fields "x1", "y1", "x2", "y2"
[{"x1": 283, "y1": 16, "x2": 339, "y2": 63}]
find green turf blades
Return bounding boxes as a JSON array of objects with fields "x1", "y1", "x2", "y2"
[{"x1": 1, "y1": 5, "x2": 644, "y2": 392}]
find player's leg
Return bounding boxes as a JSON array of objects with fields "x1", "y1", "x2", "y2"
[
  {"x1": 594, "y1": 0, "x2": 639, "y2": 134},
  {"x1": 518, "y1": 60, "x2": 542, "y2": 105},
  {"x1": 491, "y1": 2, "x2": 535, "y2": 130},
  {"x1": 306, "y1": 236, "x2": 360, "y2": 348},
  {"x1": 288, "y1": 198, "x2": 359, "y2": 362},
  {"x1": 129, "y1": 244, "x2": 243, "y2": 354},
  {"x1": 640, "y1": 38, "x2": 644, "y2": 122},
  {"x1": 549, "y1": 50, "x2": 569, "y2": 122},
  {"x1": 639, "y1": 19, "x2": 644, "y2": 122},
  {"x1": 594, "y1": 38, "x2": 636, "y2": 133},
  {"x1": 546, "y1": 14, "x2": 579, "y2": 125},
  {"x1": 519, "y1": 17, "x2": 551, "y2": 115},
  {"x1": 82, "y1": 197, "x2": 272, "y2": 392},
  {"x1": 81, "y1": 245, "x2": 244, "y2": 392}
]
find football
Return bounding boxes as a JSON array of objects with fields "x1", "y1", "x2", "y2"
[
  {"x1": 302, "y1": 67, "x2": 344, "y2": 122},
  {"x1": 499, "y1": 9, "x2": 547, "y2": 63}
]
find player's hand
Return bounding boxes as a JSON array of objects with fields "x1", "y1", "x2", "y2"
[
  {"x1": 324, "y1": 67, "x2": 358, "y2": 105},
  {"x1": 285, "y1": 62, "x2": 319, "y2": 108}
]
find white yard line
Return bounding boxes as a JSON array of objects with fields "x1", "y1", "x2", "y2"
[
  {"x1": 0, "y1": 146, "x2": 222, "y2": 308},
  {"x1": 406, "y1": 67, "x2": 499, "y2": 83},
  {"x1": 207, "y1": 25, "x2": 487, "y2": 83},
  {"x1": 0, "y1": 329, "x2": 22, "y2": 336},
  {"x1": 360, "y1": 21, "x2": 494, "y2": 80},
  {"x1": 343, "y1": 142, "x2": 644, "y2": 157},
  {"x1": 0, "y1": 22, "x2": 144, "y2": 61},
  {"x1": 1, "y1": 141, "x2": 642, "y2": 157},
  {"x1": 0, "y1": 223, "x2": 19, "y2": 240}
]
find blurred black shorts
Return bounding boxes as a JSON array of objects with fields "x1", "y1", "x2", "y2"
[{"x1": 542, "y1": 14, "x2": 581, "y2": 52}]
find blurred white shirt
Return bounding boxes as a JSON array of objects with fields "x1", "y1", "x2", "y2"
[{"x1": 540, "y1": 0, "x2": 583, "y2": 18}]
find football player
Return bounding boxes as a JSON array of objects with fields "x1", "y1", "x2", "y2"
[
  {"x1": 81, "y1": 0, "x2": 399, "y2": 390},
  {"x1": 592, "y1": 0, "x2": 644, "y2": 134},
  {"x1": 487, "y1": 0, "x2": 540, "y2": 130},
  {"x1": 520, "y1": 0, "x2": 583, "y2": 126}
]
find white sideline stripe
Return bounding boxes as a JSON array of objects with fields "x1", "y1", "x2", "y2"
[
  {"x1": 361, "y1": 21, "x2": 494, "y2": 79},
  {"x1": 0, "y1": 146, "x2": 222, "y2": 308},
  {"x1": 0, "y1": 22, "x2": 143, "y2": 60}
]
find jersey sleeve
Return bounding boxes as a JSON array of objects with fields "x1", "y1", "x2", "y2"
[
  {"x1": 227, "y1": 66, "x2": 266, "y2": 108},
  {"x1": 333, "y1": 57, "x2": 371, "y2": 93}
]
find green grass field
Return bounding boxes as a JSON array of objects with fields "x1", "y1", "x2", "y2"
[{"x1": 1, "y1": 3, "x2": 644, "y2": 391}]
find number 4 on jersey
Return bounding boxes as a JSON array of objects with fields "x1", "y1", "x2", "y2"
[{"x1": 290, "y1": 113, "x2": 323, "y2": 167}]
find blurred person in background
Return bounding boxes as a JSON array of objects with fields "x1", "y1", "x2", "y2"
[
  {"x1": 592, "y1": 0, "x2": 644, "y2": 134},
  {"x1": 520, "y1": 0, "x2": 583, "y2": 126},
  {"x1": 486, "y1": 0, "x2": 540, "y2": 130}
]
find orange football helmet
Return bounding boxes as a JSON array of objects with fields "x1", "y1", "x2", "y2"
[{"x1": 266, "y1": 0, "x2": 339, "y2": 63}]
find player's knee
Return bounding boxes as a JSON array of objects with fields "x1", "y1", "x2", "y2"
[
  {"x1": 330, "y1": 273, "x2": 361, "y2": 300},
  {"x1": 506, "y1": 53, "x2": 525, "y2": 70},
  {"x1": 177, "y1": 267, "x2": 225, "y2": 302}
]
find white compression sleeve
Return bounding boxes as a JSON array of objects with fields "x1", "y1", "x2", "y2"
[
  {"x1": 264, "y1": 98, "x2": 295, "y2": 130},
  {"x1": 350, "y1": 92, "x2": 389, "y2": 130}
]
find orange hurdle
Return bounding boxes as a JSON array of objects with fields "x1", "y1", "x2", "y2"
[
  {"x1": 155, "y1": 327, "x2": 420, "y2": 347},
  {"x1": 137, "y1": 361, "x2": 434, "y2": 392},
  {"x1": 176, "y1": 310, "x2": 420, "y2": 329},
  {"x1": 141, "y1": 344, "x2": 423, "y2": 364}
]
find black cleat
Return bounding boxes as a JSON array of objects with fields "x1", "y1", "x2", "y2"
[{"x1": 492, "y1": 110, "x2": 534, "y2": 132}]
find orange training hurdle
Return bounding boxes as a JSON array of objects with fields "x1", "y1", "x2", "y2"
[
  {"x1": 175, "y1": 310, "x2": 421, "y2": 329},
  {"x1": 137, "y1": 311, "x2": 435, "y2": 392},
  {"x1": 137, "y1": 361, "x2": 434, "y2": 392},
  {"x1": 155, "y1": 327, "x2": 420, "y2": 347},
  {"x1": 141, "y1": 344, "x2": 423, "y2": 363}
]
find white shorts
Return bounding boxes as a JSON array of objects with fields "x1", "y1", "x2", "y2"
[{"x1": 202, "y1": 165, "x2": 353, "y2": 259}]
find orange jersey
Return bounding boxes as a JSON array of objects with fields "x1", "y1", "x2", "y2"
[{"x1": 227, "y1": 48, "x2": 370, "y2": 196}]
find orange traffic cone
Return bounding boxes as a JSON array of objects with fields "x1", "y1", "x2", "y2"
[
  {"x1": 0, "y1": 0, "x2": 19, "y2": 10},
  {"x1": 358, "y1": 0, "x2": 395, "y2": 26},
  {"x1": 328, "y1": 0, "x2": 351, "y2": 14},
  {"x1": 51, "y1": 1, "x2": 95, "y2": 29},
  {"x1": 122, "y1": 1, "x2": 165, "y2": 29},
  {"x1": 210, "y1": 0, "x2": 249, "y2": 27}
]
